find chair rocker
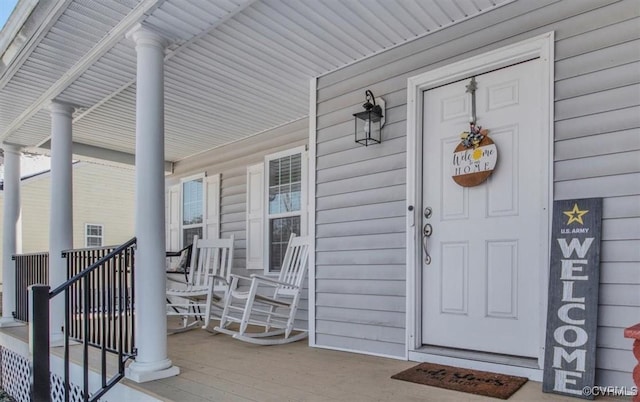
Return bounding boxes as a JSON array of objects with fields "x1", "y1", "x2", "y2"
[
  {"x1": 214, "y1": 234, "x2": 309, "y2": 345},
  {"x1": 166, "y1": 235, "x2": 234, "y2": 333}
]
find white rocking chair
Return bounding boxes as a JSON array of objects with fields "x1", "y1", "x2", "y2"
[
  {"x1": 214, "y1": 234, "x2": 309, "y2": 345},
  {"x1": 166, "y1": 235, "x2": 234, "y2": 332}
]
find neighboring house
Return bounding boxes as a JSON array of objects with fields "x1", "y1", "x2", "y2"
[
  {"x1": 0, "y1": 161, "x2": 135, "y2": 277},
  {"x1": 0, "y1": 0, "x2": 637, "y2": 395}
]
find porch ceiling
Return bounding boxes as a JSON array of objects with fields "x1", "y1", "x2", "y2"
[{"x1": 0, "y1": 0, "x2": 509, "y2": 162}]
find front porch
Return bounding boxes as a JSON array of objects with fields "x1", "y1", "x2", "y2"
[
  {"x1": 0, "y1": 0, "x2": 638, "y2": 399},
  {"x1": 0, "y1": 320, "x2": 617, "y2": 402}
]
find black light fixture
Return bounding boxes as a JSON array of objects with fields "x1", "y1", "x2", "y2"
[{"x1": 353, "y1": 90, "x2": 385, "y2": 146}]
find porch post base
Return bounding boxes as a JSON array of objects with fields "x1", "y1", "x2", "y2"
[
  {"x1": 125, "y1": 360, "x2": 180, "y2": 383},
  {"x1": 0, "y1": 317, "x2": 24, "y2": 327}
]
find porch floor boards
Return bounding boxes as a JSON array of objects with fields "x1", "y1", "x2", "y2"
[
  {"x1": 0, "y1": 320, "x2": 621, "y2": 401},
  {"x1": 126, "y1": 319, "x2": 593, "y2": 402}
]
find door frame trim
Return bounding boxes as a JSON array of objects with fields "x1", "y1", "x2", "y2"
[{"x1": 404, "y1": 32, "x2": 555, "y2": 369}]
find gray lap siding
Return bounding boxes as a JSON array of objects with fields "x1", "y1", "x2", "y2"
[{"x1": 314, "y1": 0, "x2": 640, "y2": 385}]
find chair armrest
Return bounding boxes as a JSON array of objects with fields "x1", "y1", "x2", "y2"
[
  {"x1": 210, "y1": 274, "x2": 229, "y2": 285},
  {"x1": 227, "y1": 274, "x2": 252, "y2": 290},
  {"x1": 249, "y1": 274, "x2": 298, "y2": 289},
  {"x1": 229, "y1": 274, "x2": 252, "y2": 282}
]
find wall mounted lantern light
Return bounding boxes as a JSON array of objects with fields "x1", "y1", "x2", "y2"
[{"x1": 353, "y1": 90, "x2": 385, "y2": 146}]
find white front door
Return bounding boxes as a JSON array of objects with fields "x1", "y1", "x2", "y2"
[{"x1": 421, "y1": 59, "x2": 546, "y2": 358}]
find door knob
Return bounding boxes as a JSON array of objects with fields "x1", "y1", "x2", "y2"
[{"x1": 423, "y1": 223, "x2": 432, "y2": 237}]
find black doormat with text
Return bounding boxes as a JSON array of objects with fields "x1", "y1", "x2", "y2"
[{"x1": 391, "y1": 362, "x2": 528, "y2": 399}]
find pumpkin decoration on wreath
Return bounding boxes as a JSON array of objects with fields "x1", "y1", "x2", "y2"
[{"x1": 451, "y1": 77, "x2": 498, "y2": 187}]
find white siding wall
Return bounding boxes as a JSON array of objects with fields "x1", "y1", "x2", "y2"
[
  {"x1": 70, "y1": 163, "x2": 136, "y2": 247},
  {"x1": 169, "y1": 118, "x2": 309, "y2": 325},
  {"x1": 0, "y1": 162, "x2": 136, "y2": 278},
  {"x1": 314, "y1": 0, "x2": 640, "y2": 385}
]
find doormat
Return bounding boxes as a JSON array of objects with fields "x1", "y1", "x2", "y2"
[{"x1": 391, "y1": 363, "x2": 528, "y2": 399}]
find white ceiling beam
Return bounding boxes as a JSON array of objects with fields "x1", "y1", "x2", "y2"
[
  {"x1": 36, "y1": 140, "x2": 173, "y2": 173},
  {"x1": 0, "y1": 0, "x2": 39, "y2": 64},
  {"x1": 0, "y1": 0, "x2": 164, "y2": 143},
  {"x1": 0, "y1": 0, "x2": 70, "y2": 88}
]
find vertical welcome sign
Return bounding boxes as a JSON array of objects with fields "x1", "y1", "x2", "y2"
[{"x1": 543, "y1": 198, "x2": 602, "y2": 399}]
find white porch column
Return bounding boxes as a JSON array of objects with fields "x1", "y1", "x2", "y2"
[
  {"x1": 0, "y1": 143, "x2": 23, "y2": 326},
  {"x1": 125, "y1": 25, "x2": 179, "y2": 383},
  {"x1": 49, "y1": 100, "x2": 74, "y2": 342}
]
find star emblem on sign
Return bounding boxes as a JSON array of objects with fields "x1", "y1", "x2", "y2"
[{"x1": 563, "y1": 203, "x2": 589, "y2": 225}]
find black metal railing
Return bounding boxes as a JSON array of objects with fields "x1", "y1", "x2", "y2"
[
  {"x1": 12, "y1": 252, "x2": 49, "y2": 321},
  {"x1": 64, "y1": 245, "x2": 135, "y2": 354},
  {"x1": 31, "y1": 238, "x2": 137, "y2": 402}
]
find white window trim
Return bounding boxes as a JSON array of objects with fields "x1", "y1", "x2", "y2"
[
  {"x1": 180, "y1": 172, "x2": 206, "y2": 247},
  {"x1": 308, "y1": 77, "x2": 317, "y2": 347},
  {"x1": 263, "y1": 146, "x2": 308, "y2": 275},
  {"x1": 84, "y1": 223, "x2": 104, "y2": 248}
]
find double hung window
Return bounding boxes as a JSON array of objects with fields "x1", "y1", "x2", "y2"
[
  {"x1": 246, "y1": 147, "x2": 307, "y2": 273},
  {"x1": 85, "y1": 224, "x2": 104, "y2": 247},
  {"x1": 265, "y1": 148, "x2": 307, "y2": 272},
  {"x1": 182, "y1": 176, "x2": 204, "y2": 246},
  {"x1": 266, "y1": 152, "x2": 303, "y2": 272}
]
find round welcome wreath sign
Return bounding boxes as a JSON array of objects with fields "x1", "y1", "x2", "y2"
[{"x1": 451, "y1": 123, "x2": 497, "y2": 187}]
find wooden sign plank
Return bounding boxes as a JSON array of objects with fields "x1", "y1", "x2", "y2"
[
  {"x1": 543, "y1": 198, "x2": 602, "y2": 399},
  {"x1": 451, "y1": 135, "x2": 497, "y2": 187}
]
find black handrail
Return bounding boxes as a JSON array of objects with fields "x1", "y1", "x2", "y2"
[
  {"x1": 53, "y1": 237, "x2": 137, "y2": 297},
  {"x1": 31, "y1": 237, "x2": 137, "y2": 402}
]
